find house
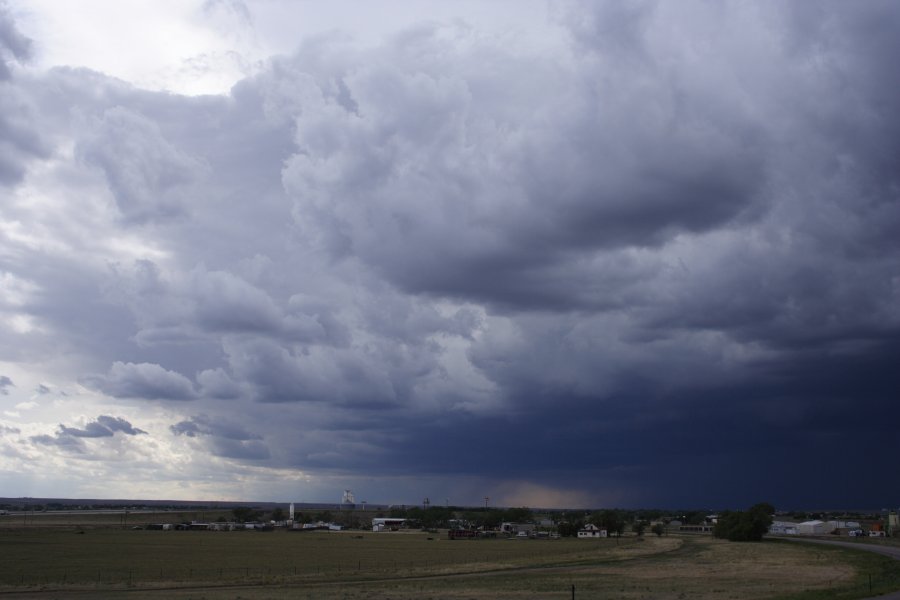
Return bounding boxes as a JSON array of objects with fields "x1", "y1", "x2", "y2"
[{"x1": 577, "y1": 524, "x2": 608, "y2": 538}]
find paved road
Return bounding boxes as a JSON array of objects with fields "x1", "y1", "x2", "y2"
[{"x1": 785, "y1": 538, "x2": 900, "y2": 599}]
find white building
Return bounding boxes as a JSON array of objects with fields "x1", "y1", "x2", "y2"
[
  {"x1": 577, "y1": 524, "x2": 608, "y2": 538},
  {"x1": 797, "y1": 520, "x2": 828, "y2": 536},
  {"x1": 501, "y1": 522, "x2": 535, "y2": 535},
  {"x1": 769, "y1": 521, "x2": 799, "y2": 535},
  {"x1": 372, "y1": 517, "x2": 406, "y2": 532}
]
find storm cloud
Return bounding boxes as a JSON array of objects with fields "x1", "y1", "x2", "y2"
[
  {"x1": 1, "y1": 0, "x2": 898, "y2": 508},
  {"x1": 31, "y1": 415, "x2": 147, "y2": 454}
]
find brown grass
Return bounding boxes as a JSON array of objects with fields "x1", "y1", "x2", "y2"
[{"x1": 0, "y1": 529, "x2": 885, "y2": 600}]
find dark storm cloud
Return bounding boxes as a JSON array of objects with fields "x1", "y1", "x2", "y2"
[
  {"x1": 272, "y1": 0, "x2": 900, "y2": 506},
  {"x1": 30, "y1": 415, "x2": 146, "y2": 455},
  {"x1": 4, "y1": 1, "x2": 900, "y2": 507},
  {"x1": 299, "y1": 339, "x2": 900, "y2": 507},
  {"x1": 170, "y1": 414, "x2": 270, "y2": 460},
  {"x1": 60, "y1": 415, "x2": 147, "y2": 438}
]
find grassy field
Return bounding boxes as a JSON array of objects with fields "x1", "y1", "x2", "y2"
[
  {"x1": 6, "y1": 509, "x2": 234, "y2": 529},
  {"x1": 1, "y1": 523, "x2": 899, "y2": 599}
]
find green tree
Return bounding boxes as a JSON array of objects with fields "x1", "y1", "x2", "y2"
[
  {"x1": 232, "y1": 506, "x2": 259, "y2": 522},
  {"x1": 405, "y1": 506, "x2": 424, "y2": 527},
  {"x1": 590, "y1": 510, "x2": 625, "y2": 536},
  {"x1": 421, "y1": 507, "x2": 452, "y2": 528},
  {"x1": 713, "y1": 503, "x2": 774, "y2": 542},
  {"x1": 683, "y1": 510, "x2": 708, "y2": 525},
  {"x1": 633, "y1": 520, "x2": 647, "y2": 536},
  {"x1": 651, "y1": 523, "x2": 666, "y2": 537},
  {"x1": 557, "y1": 518, "x2": 585, "y2": 537},
  {"x1": 482, "y1": 510, "x2": 502, "y2": 529},
  {"x1": 502, "y1": 507, "x2": 534, "y2": 523},
  {"x1": 270, "y1": 507, "x2": 285, "y2": 521}
]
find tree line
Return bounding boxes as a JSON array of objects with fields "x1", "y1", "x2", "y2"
[{"x1": 226, "y1": 503, "x2": 775, "y2": 542}]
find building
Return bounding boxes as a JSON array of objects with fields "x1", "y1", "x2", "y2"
[
  {"x1": 372, "y1": 517, "x2": 406, "y2": 532},
  {"x1": 797, "y1": 520, "x2": 828, "y2": 536},
  {"x1": 769, "y1": 521, "x2": 799, "y2": 535},
  {"x1": 501, "y1": 522, "x2": 535, "y2": 536},
  {"x1": 577, "y1": 524, "x2": 608, "y2": 538}
]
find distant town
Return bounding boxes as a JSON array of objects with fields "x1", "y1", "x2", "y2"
[{"x1": 2, "y1": 492, "x2": 897, "y2": 540}]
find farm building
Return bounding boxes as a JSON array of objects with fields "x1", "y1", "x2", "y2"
[
  {"x1": 797, "y1": 520, "x2": 828, "y2": 535},
  {"x1": 769, "y1": 521, "x2": 799, "y2": 535},
  {"x1": 372, "y1": 518, "x2": 406, "y2": 532},
  {"x1": 501, "y1": 522, "x2": 535, "y2": 535},
  {"x1": 577, "y1": 524, "x2": 608, "y2": 538}
]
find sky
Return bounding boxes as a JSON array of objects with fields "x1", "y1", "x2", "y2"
[{"x1": 1, "y1": 0, "x2": 898, "y2": 511}]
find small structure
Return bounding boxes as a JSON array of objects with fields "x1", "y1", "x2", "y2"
[
  {"x1": 797, "y1": 520, "x2": 828, "y2": 536},
  {"x1": 372, "y1": 517, "x2": 406, "y2": 532},
  {"x1": 769, "y1": 521, "x2": 799, "y2": 535},
  {"x1": 501, "y1": 522, "x2": 535, "y2": 536},
  {"x1": 577, "y1": 524, "x2": 608, "y2": 538}
]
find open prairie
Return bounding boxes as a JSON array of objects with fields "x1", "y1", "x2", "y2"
[{"x1": 2, "y1": 524, "x2": 900, "y2": 599}]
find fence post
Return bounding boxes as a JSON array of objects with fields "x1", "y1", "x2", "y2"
[{"x1": 571, "y1": 584, "x2": 575, "y2": 599}]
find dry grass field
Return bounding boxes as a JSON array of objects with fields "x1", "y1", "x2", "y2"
[{"x1": 1, "y1": 517, "x2": 899, "y2": 599}]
